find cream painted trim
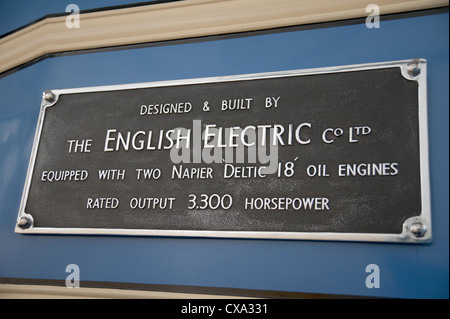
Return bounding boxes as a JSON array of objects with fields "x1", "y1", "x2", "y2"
[
  {"x1": 0, "y1": 284, "x2": 254, "y2": 299},
  {"x1": 0, "y1": 0, "x2": 448, "y2": 74}
]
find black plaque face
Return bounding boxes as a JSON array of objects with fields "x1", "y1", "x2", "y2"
[{"x1": 16, "y1": 60, "x2": 431, "y2": 242}]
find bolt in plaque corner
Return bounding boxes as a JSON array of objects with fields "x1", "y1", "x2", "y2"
[
  {"x1": 400, "y1": 59, "x2": 427, "y2": 81},
  {"x1": 16, "y1": 213, "x2": 34, "y2": 230},
  {"x1": 42, "y1": 90, "x2": 59, "y2": 108},
  {"x1": 402, "y1": 216, "x2": 431, "y2": 242}
]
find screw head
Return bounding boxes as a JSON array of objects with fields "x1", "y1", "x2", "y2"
[
  {"x1": 43, "y1": 91, "x2": 56, "y2": 103},
  {"x1": 407, "y1": 62, "x2": 421, "y2": 77},
  {"x1": 409, "y1": 222, "x2": 427, "y2": 238},
  {"x1": 17, "y1": 215, "x2": 33, "y2": 229}
]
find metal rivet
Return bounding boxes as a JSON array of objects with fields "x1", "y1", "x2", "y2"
[
  {"x1": 17, "y1": 215, "x2": 33, "y2": 229},
  {"x1": 409, "y1": 222, "x2": 427, "y2": 238},
  {"x1": 407, "y1": 62, "x2": 421, "y2": 77},
  {"x1": 43, "y1": 91, "x2": 56, "y2": 103}
]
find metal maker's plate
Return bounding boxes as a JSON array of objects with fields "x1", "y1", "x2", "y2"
[{"x1": 16, "y1": 60, "x2": 431, "y2": 243}]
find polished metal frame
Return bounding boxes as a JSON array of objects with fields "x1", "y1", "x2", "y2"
[{"x1": 15, "y1": 59, "x2": 431, "y2": 243}]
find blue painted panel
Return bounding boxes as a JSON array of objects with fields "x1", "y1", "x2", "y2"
[{"x1": 0, "y1": 12, "x2": 448, "y2": 298}]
